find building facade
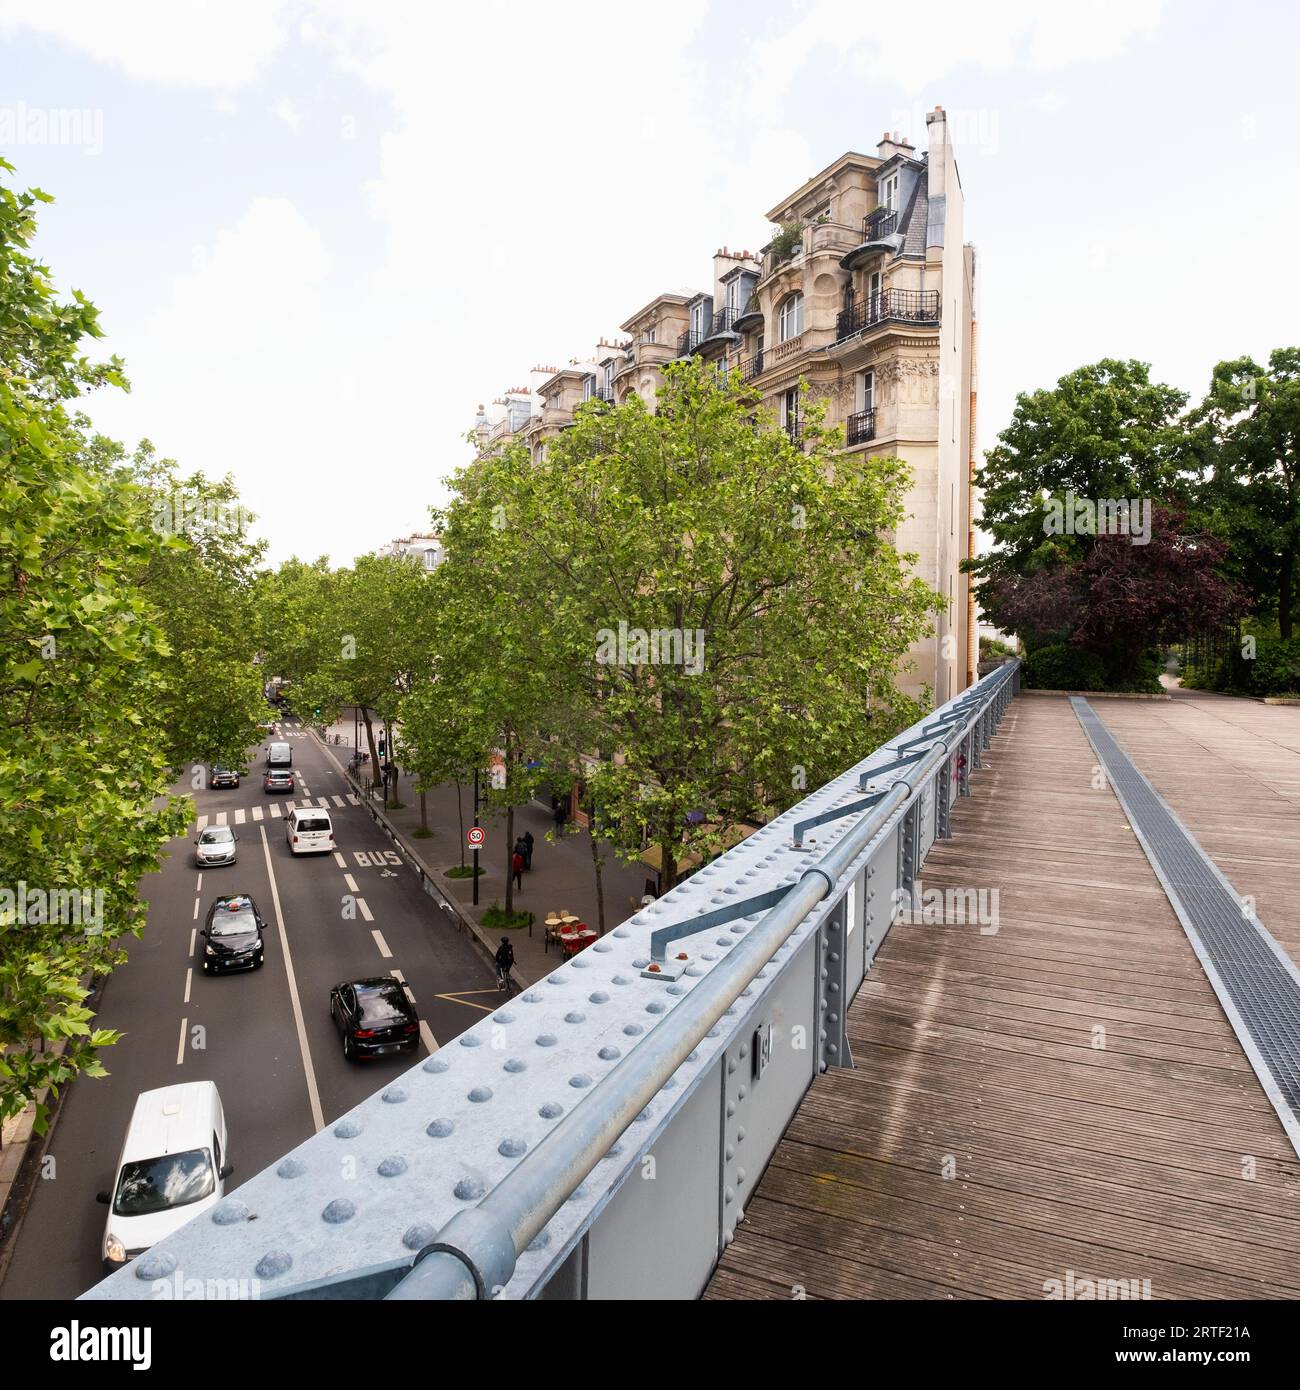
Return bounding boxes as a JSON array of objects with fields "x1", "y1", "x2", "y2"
[
  {"x1": 377, "y1": 533, "x2": 445, "y2": 570},
  {"x1": 472, "y1": 107, "x2": 976, "y2": 701}
]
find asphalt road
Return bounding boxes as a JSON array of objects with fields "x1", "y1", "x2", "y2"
[{"x1": 0, "y1": 718, "x2": 497, "y2": 1301}]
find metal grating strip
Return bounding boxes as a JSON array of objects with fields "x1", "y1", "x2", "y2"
[{"x1": 1071, "y1": 697, "x2": 1300, "y2": 1157}]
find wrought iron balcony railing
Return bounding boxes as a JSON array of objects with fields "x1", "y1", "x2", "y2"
[
  {"x1": 739, "y1": 348, "x2": 764, "y2": 381},
  {"x1": 703, "y1": 305, "x2": 744, "y2": 341},
  {"x1": 835, "y1": 288, "x2": 940, "y2": 340},
  {"x1": 846, "y1": 408, "x2": 876, "y2": 446},
  {"x1": 595, "y1": 386, "x2": 615, "y2": 403},
  {"x1": 676, "y1": 325, "x2": 709, "y2": 357},
  {"x1": 863, "y1": 207, "x2": 899, "y2": 243}
]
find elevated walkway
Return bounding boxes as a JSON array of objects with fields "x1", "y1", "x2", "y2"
[{"x1": 706, "y1": 696, "x2": 1300, "y2": 1300}]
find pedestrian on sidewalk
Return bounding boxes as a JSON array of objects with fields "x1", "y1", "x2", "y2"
[
  {"x1": 511, "y1": 847, "x2": 525, "y2": 891},
  {"x1": 552, "y1": 797, "x2": 567, "y2": 838},
  {"x1": 522, "y1": 830, "x2": 535, "y2": 869}
]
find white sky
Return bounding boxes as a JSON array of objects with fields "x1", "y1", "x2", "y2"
[{"x1": 2, "y1": 0, "x2": 1298, "y2": 565}]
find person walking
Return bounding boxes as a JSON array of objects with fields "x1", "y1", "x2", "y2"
[
  {"x1": 552, "y1": 797, "x2": 567, "y2": 838},
  {"x1": 522, "y1": 830, "x2": 535, "y2": 870},
  {"x1": 511, "y1": 846, "x2": 525, "y2": 892}
]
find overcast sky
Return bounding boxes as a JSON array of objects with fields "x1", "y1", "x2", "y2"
[{"x1": 3, "y1": 0, "x2": 1298, "y2": 566}]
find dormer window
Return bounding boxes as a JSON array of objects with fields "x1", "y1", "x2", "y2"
[
  {"x1": 879, "y1": 172, "x2": 899, "y2": 211},
  {"x1": 777, "y1": 292, "x2": 804, "y2": 343},
  {"x1": 691, "y1": 301, "x2": 707, "y2": 337},
  {"x1": 582, "y1": 375, "x2": 595, "y2": 401}
]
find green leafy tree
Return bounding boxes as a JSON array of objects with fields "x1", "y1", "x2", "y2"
[
  {"x1": 0, "y1": 164, "x2": 187, "y2": 1129},
  {"x1": 1187, "y1": 349, "x2": 1300, "y2": 638},
  {"x1": 438, "y1": 360, "x2": 937, "y2": 891}
]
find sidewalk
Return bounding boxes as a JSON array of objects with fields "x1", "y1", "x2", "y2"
[{"x1": 318, "y1": 720, "x2": 650, "y2": 986}]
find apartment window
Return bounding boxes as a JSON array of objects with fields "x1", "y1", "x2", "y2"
[
  {"x1": 777, "y1": 292, "x2": 804, "y2": 342},
  {"x1": 855, "y1": 370, "x2": 874, "y2": 415},
  {"x1": 643, "y1": 326, "x2": 657, "y2": 345},
  {"x1": 603, "y1": 362, "x2": 614, "y2": 393},
  {"x1": 691, "y1": 301, "x2": 707, "y2": 337},
  {"x1": 582, "y1": 376, "x2": 595, "y2": 401},
  {"x1": 781, "y1": 387, "x2": 800, "y2": 437},
  {"x1": 725, "y1": 278, "x2": 740, "y2": 314},
  {"x1": 880, "y1": 172, "x2": 899, "y2": 211}
]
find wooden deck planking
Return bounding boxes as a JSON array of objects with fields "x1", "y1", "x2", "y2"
[{"x1": 703, "y1": 696, "x2": 1300, "y2": 1301}]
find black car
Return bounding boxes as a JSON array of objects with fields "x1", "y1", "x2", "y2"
[
  {"x1": 201, "y1": 894, "x2": 266, "y2": 974},
  {"x1": 209, "y1": 765, "x2": 240, "y2": 790},
  {"x1": 330, "y1": 978, "x2": 420, "y2": 1060}
]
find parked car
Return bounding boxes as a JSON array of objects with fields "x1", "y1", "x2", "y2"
[
  {"x1": 266, "y1": 741, "x2": 292, "y2": 767},
  {"x1": 200, "y1": 893, "x2": 266, "y2": 973},
  {"x1": 286, "y1": 806, "x2": 333, "y2": 854},
  {"x1": 194, "y1": 824, "x2": 237, "y2": 867},
  {"x1": 263, "y1": 767, "x2": 294, "y2": 795},
  {"x1": 98, "y1": 1081, "x2": 232, "y2": 1269},
  {"x1": 209, "y1": 764, "x2": 240, "y2": 789},
  {"x1": 330, "y1": 978, "x2": 420, "y2": 1060}
]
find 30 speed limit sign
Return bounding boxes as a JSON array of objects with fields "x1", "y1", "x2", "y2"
[{"x1": 467, "y1": 826, "x2": 485, "y2": 848}]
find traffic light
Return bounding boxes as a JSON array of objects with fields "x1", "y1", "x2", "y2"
[{"x1": 378, "y1": 737, "x2": 386, "y2": 757}]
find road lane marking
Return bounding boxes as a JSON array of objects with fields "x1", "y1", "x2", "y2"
[
  {"x1": 192, "y1": 898, "x2": 200, "y2": 919},
  {"x1": 317, "y1": 797, "x2": 330, "y2": 808},
  {"x1": 176, "y1": 1018, "x2": 187, "y2": 1065},
  {"x1": 332, "y1": 795, "x2": 346, "y2": 807},
  {"x1": 196, "y1": 814, "x2": 208, "y2": 830},
  {"x1": 390, "y1": 967, "x2": 415, "y2": 1003},
  {"x1": 196, "y1": 873, "x2": 202, "y2": 892},
  {"x1": 184, "y1": 968, "x2": 192, "y2": 1004},
  {"x1": 419, "y1": 1021, "x2": 438, "y2": 1054},
  {"x1": 358, "y1": 897, "x2": 375, "y2": 923},
  {"x1": 333, "y1": 851, "x2": 346, "y2": 868},
  {"x1": 344, "y1": 873, "x2": 359, "y2": 892},
  {"x1": 371, "y1": 928, "x2": 390, "y2": 957},
  {"x1": 259, "y1": 823, "x2": 325, "y2": 1132},
  {"x1": 215, "y1": 811, "x2": 228, "y2": 826},
  {"x1": 234, "y1": 808, "x2": 246, "y2": 825},
  {"x1": 270, "y1": 803, "x2": 282, "y2": 818},
  {"x1": 252, "y1": 805, "x2": 264, "y2": 822},
  {"x1": 346, "y1": 795, "x2": 359, "y2": 806},
  {"x1": 189, "y1": 928, "x2": 196, "y2": 957}
]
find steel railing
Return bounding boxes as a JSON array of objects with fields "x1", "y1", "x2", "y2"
[
  {"x1": 846, "y1": 407, "x2": 876, "y2": 446},
  {"x1": 862, "y1": 207, "x2": 898, "y2": 242},
  {"x1": 386, "y1": 661, "x2": 1020, "y2": 1300},
  {"x1": 836, "y1": 288, "x2": 940, "y2": 340}
]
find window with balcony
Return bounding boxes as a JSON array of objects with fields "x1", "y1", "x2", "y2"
[
  {"x1": 855, "y1": 369, "x2": 874, "y2": 415},
  {"x1": 691, "y1": 301, "x2": 707, "y2": 337},
  {"x1": 781, "y1": 387, "x2": 800, "y2": 439},
  {"x1": 879, "y1": 172, "x2": 899, "y2": 211},
  {"x1": 777, "y1": 292, "x2": 804, "y2": 343},
  {"x1": 581, "y1": 376, "x2": 595, "y2": 401}
]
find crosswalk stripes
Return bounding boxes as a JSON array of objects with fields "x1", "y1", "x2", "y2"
[
  {"x1": 196, "y1": 814, "x2": 208, "y2": 831},
  {"x1": 332, "y1": 794, "x2": 346, "y2": 807},
  {"x1": 215, "y1": 811, "x2": 227, "y2": 826},
  {"x1": 234, "y1": 808, "x2": 246, "y2": 826},
  {"x1": 270, "y1": 803, "x2": 282, "y2": 818},
  {"x1": 318, "y1": 797, "x2": 331, "y2": 808},
  {"x1": 191, "y1": 790, "x2": 357, "y2": 837},
  {"x1": 346, "y1": 794, "x2": 359, "y2": 806},
  {"x1": 251, "y1": 805, "x2": 264, "y2": 821}
]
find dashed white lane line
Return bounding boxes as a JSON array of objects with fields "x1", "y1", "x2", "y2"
[
  {"x1": 358, "y1": 897, "x2": 375, "y2": 923},
  {"x1": 184, "y1": 968, "x2": 192, "y2": 1005},
  {"x1": 344, "y1": 873, "x2": 359, "y2": 893},
  {"x1": 420, "y1": 1022, "x2": 438, "y2": 1053},
  {"x1": 188, "y1": 928, "x2": 196, "y2": 958},
  {"x1": 234, "y1": 808, "x2": 246, "y2": 826},
  {"x1": 176, "y1": 1018, "x2": 187, "y2": 1065},
  {"x1": 259, "y1": 823, "x2": 325, "y2": 1132},
  {"x1": 371, "y1": 928, "x2": 390, "y2": 957},
  {"x1": 192, "y1": 898, "x2": 200, "y2": 920},
  {"x1": 196, "y1": 874, "x2": 202, "y2": 893},
  {"x1": 251, "y1": 805, "x2": 264, "y2": 822},
  {"x1": 333, "y1": 851, "x2": 346, "y2": 868},
  {"x1": 270, "y1": 803, "x2": 282, "y2": 818}
]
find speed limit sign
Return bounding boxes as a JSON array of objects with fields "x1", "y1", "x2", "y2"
[{"x1": 467, "y1": 826, "x2": 485, "y2": 848}]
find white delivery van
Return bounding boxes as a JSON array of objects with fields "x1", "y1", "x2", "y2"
[
  {"x1": 266, "y1": 741, "x2": 292, "y2": 767},
  {"x1": 286, "y1": 805, "x2": 334, "y2": 854},
  {"x1": 98, "y1": 1081, "x2": 231, "y2": 1270}
]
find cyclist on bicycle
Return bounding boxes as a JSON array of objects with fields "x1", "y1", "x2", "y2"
[{"x1": 495, "y1": 936, "x2": 515, "y2": 989}]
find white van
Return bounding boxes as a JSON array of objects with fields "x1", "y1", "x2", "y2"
[
  {"x1": 286, "y1": 805, "x2": 334, "y2": 854},
  {"x1": 266, "y1": 741, "x2": 292, "y2": 767},
  {"x1": 98, "y1": 1081, "x2": 231, "y2": 1270}
]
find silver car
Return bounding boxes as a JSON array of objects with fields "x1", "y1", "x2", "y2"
[{"x1": 194, "y1": 825, "x2": 238, "y2": 867}]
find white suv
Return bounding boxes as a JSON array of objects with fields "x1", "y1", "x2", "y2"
[{"x1": 286, "y1": 806, "x2": 334, "y2": 854}]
